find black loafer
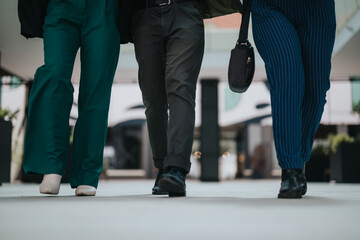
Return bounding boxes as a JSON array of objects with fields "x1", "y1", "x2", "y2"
[
  {"x1": 278, "y1": 168, "x2": 306, "y2": 199},
  {"x1": 158, "y1": 167, "x2": 186, "y2": 197},
  {"x1": 300, "y1": 163, "x2": 307, "y2": 196},
  {"x1": 152, "y1": 169, "x2": 168, "y2": 195}
]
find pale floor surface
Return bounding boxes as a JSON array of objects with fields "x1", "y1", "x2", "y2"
[{"x1": 0, "y1": 179, "x2": 359, "y2": 240}]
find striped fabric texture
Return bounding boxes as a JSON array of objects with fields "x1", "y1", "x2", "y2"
[{"x1": 251, "y1": 0, "x2": 336, "y2": 169}]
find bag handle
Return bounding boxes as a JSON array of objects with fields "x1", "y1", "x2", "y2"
[{"x1": 238, "y1": 0, "x2": 251, "y2": 43}]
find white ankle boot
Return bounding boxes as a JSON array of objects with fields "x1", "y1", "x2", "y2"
[
  {"x1": 39, "y1": 174, "x2": 62, "y2": 195},
  {"x1": 75, "y1": 185, "x2": 96, "y2": 196}
]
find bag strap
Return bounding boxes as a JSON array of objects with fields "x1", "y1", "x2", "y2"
[{"x1": 238, "y1": 0, "x2": 251, "y2": 43}]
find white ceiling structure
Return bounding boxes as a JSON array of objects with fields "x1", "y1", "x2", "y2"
[{"x1": 0, "y1": 0, "x2": 360, "y2": 83}]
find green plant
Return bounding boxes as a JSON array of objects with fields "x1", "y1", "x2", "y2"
[
  {"x1": 353, "y1": 100, "x2": 360, "y2": 116},
  {"x1": 352, "y1": 100, "x2": 360, "y2": 140},
  {"x1": 327, "y1": 133, "x2": 355, "y2": 153},
  {"x1": 311, "y1": 144, "x2": 330, "y2": 156},
  {"x1": 0, "y1": 106, "x2": 17, "y2": 122}
]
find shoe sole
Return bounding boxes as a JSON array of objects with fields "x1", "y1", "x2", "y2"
[
  {"x1": 152, "y1": 190, "x2": 169, "y2": 195},
  {"x1": 39, "y1": 186, "x2": 60, "y2": 195},
  {"x1": 278, "y1": 192, "x2": 302, "y2": 199},
  {"x1": 75, "y1": 186, "x2": 96, "y2": 196},
  {"x1": 158, "y1": 178, "x2": 186, "y2": 197},
  {"x1": 75, "y1": 191, "x2": 96, "y2": 196},
  {"x1": 39, "y1": 190, "x2": 59, "y2": 195}
]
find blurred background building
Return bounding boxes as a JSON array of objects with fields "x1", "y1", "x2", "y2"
[{"x1": 1, "y1": 0, "x2": 360, "y2": 183}]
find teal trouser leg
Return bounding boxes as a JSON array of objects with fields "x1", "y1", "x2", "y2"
[
  {"x1": 23, "y1": 0, "x2": 80, "y2": 176},
  {"x1": 70, "y1": 0, "x2": 120, "y2": 188},
  {"x1": 23, "y1": 0, "x2": 120, "y2": 188}
]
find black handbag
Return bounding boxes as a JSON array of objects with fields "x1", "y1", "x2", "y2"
[{"x1": 228, "y1": 0, "x2": 255, "y2": 93}]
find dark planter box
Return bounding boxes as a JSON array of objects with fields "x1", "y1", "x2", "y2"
[
  {"x1": 0, "y1": 119, "x2": 12, "y2": 185},
  {"x1": 330, "y1": 142, "x2": 360, "y2": 183},
  {"x1": 306, "y1": 153, "x2": 330, "y2": 182}
]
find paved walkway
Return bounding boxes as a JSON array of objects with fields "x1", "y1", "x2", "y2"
[{"x1": 1, "y1": 180, "x2": 359, "y2": 240}]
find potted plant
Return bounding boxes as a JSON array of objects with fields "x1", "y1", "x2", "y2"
[
  {"x1": 329, "y1": 133, "x2": 360, "y2": 183},
  {"x1": 353, "y1": 100, "x2": 360, "y2": 121},
  {"x1": 352, "y1": 100, "x2": 360, "y2": 138},
  {"x1": 306, "y1": 144, "x2": 330, "y2": 182},
  {"x1": 0, "y1": 106, "x2": 17, "y2": 185}
]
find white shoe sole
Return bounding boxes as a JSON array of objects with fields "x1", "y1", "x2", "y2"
[{"x1": 75, "y1": 185, "x2": 96, "y2": 196}]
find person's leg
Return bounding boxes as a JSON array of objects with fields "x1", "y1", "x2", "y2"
[
  {"x1": 252, "y1": 0, "x2": 305, "y2": 170},
  {"x1": 132, "y1": 7, "x2": 169, "y2": 195},
  {"x1": 158, "y1": 2, "x2": 204, "y2": 197},
  {"x1": 298, "y1": 0, "x2": 336, "y2": 162},
  {"x1": 252, "y1": 0, "x2": 308, "y2": 198},
  {"x1": 69, "y1": 0, "x2": 120, "y2": 190},
  {"x1": 132, "y1": 8, "x2": 168, "y2": 170},
  {"x1": 163, "y1": 2, "x2": 205, "y2": 173},
  {"x1": 23, "y1": 0, "x2": 80, "y2": 178}
]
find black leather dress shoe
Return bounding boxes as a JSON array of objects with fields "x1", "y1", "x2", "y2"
[
  {"x1": 158, "y1": 167, "x2": 186, "y2": 197},
  {"x1": 278, "y1": 168, "x2": 306, "y2": 199},
  {"x1": 300, "y1": 163, "x2": 307, "y2": 196},
  {"x1": 152, "y1": 169, "x2": 168, "y2": 195}
]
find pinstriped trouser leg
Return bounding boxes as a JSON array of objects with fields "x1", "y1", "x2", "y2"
[
  {"x1": 298, "y1": 1, "x2": 336, "y2": 161},
  {"x1": 251, "y1": 0, "x2": 336, "y2": 169}
]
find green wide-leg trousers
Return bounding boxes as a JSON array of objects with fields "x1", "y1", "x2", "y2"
[{"x1": 23, "y1": 0, "x2": 120, "y2": 188}]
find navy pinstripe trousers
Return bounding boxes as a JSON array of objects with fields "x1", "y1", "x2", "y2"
[{"x1": 251, "y1": 0, "x2": 336, "y2": 169}]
